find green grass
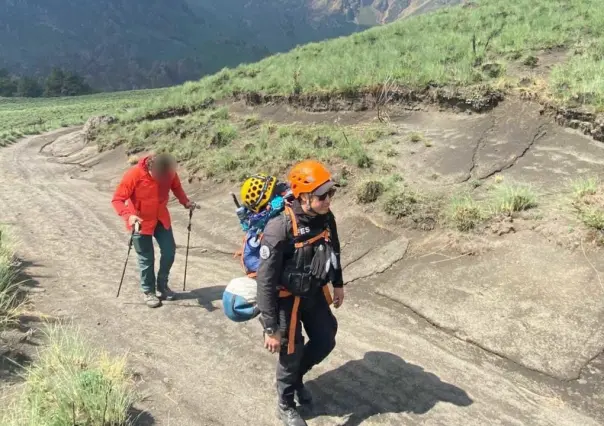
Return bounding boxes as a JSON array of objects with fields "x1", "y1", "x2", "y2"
[
  {"x1": 0, "y1": 227, "x2": 22, "y2": 331},
  {"x1": 570, "y1": 177, "x2": 604, "y2": 230},
  {"x1": 448, "y1": 195, "x2": 486, "y2": 231},
  {"x1": 94, "y1": 108, "x2": 385, "y2": 180},
  {"x1": 3, "y1": 1, "x2": 604, "y2": 147},
  {"x1": 408, "y1": 132, "x2": 425, "y2": 143},
  {"x1": 490, "y1": 183, "x2": 538, "y2": 215},
  {"x1": 141, "y1": 0, "x2": 604, "y2": 112},
  {"x1": 1, "y1": 324, "x2": 139, "y2": 426},
  {"x1": 571, "y1": 176, "x2": 599, "y2": 198},
  {"x1": 0, "y1": 89, "x2": 170, "y2": 146}
]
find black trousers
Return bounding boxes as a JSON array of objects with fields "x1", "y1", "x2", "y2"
[{"x1": 276, "y1": 288, "x2": 338, "y2": 407}]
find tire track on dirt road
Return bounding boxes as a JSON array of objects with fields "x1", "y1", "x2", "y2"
[{"x1": 0, "y1": 129, "x2": 601, "y2": 425}]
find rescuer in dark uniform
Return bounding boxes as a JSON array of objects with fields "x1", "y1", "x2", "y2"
[{"x1": 256, "y1": 160, "x2": 345, "y2": 426}]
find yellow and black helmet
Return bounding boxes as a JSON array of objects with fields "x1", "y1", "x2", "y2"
[{"x1": 240, "y1": 174, "x2": 277, "y2": 213}]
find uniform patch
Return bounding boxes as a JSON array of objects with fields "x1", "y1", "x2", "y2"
[{"x1": 260, "y1": 245, "x2": 270, "y2": 259}]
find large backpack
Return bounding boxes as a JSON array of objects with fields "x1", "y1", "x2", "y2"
[
  {"x1": 222, "y1": 193, "x2": 288, "y2": 323},
  {"x1": 222, "y1": 206, "x2": 335, "y2": 339}
]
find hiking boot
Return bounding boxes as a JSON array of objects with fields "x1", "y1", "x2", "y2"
[
  {"x1": 144, "y1": 292, "x2": 161, "y2": 308},
  {"x1": 156, "y1": 286, "x2": 175, "y2": 301},
  {"x1": 277, "y1": 404, "x2": 307, "y2": 426},
  {"x1": 295, "y1": 386, "x2": 312, "y2": 406}
]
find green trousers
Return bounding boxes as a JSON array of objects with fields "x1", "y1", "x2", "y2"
[{"x1": 132, "y1": 221, "x2": 176, "y2": 293}]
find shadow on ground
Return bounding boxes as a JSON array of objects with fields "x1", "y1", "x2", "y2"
[
  {"x1": 176, "y1": 285, "x2": 226, "y2": 311},
  {"x1": 304, "y1": 351, "x2": 473, "y2": 425},
  {"x1": 128, "y1": 407, "x2": 156, "y2": 426}
]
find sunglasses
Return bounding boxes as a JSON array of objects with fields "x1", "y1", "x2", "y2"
[{"x1": 314, "y1": 188, "x2": 337, "y2": 201}]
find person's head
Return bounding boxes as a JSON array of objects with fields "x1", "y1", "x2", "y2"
[
  {"x1": 147, "y1": 153, "x2": 176, "y2": 179},
  {"x1": 288, "y1": 160, "x2": 337, "y2": 216}
]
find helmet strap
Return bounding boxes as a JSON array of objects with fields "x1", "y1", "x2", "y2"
[{"x1": 302, "y1": 196, "x2": 319, "y2": 216}]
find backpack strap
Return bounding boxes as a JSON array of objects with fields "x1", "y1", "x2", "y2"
[{"x1": 283, "y1": 205, "x2": 329, "y2": 248}]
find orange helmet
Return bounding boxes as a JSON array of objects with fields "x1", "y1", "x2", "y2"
[{"x1": 288, "y1": 160, "x2": 335, "y2": 198}]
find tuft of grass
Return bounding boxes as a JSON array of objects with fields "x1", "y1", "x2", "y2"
[
  {"x1": 577, "y1": 207, "x2": 604, "y2": 230},
  {"x1": 448, "y1": 195, "x2": 486, "y2": 231},
  {"x1": 570, "y1": 177, "x2": 604, "y2": 230},
  {"x1": 408, "y1": 132, "x2": 424, "y2": 143},
  {"x1": 572, "y1": 177, "x2": 599, "y2": 198},
  {"x1": 1, "y1": 324, "x2": 139, "y2": 426},
  {"x1": 491, "y1": 183, "x2": 538, "y2": 215},
  {"x1": 356, "y1": 180, "x2": 385, "y2": 204},
  {"x1": 0, "y1": 227, "x2": 23, "y2": 331},
  {"x1": 382, "y1": 189, "x2": 419, "y2": 218},
  {"x1": 522, "y1": 55, "x2": 539, "y2": 68}
]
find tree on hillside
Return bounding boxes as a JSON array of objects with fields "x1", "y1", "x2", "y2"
[
  {"x1": 62, "y1": 72, "x2": 93, "y2": 96},
  {"x1": 0, "y1": 69, "x2": 17, "y2": 97},
  {"x1": 44, "y1": 68, "x2": 66, "y2": 97},
  {"x1": 16, "y1": 76, "x2": 43, "y2": 97},
  {"x1": 44, "y1": 68, "x2": 94, "y2": 97}
]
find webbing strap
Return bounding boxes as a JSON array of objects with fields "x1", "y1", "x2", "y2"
[
  {"x1": 288, "y1": 296, "x2": 301, "y2": 355},
  {"x1": 284, "y1": 206, "x2": 299, "y2": 236},
  {"x1": 279, "y1": 287, "x2": 332, "y2": 355},
  {"x1": 284, "y1": 205, "x2": 330, "y2": 248}
]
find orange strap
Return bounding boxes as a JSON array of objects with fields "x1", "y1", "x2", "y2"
[
  {"x1": 278, "y1": 287, "x2": 333, "y2": 354},
  {"x1": 285, "y1": 206, "x2": 298, "y2": 236},
  {"x1": 284, "y1": 205, "x2": 330, "y2": 248},
  {"x1": 288, "y1": 296, "x2": 300, "y2": 355},
  {"x1": 323, "y1": 285, "x2": 333, "y2": 306}
]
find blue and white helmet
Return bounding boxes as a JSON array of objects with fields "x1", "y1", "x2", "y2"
[{"x1": 222, "y1": 276, "x2": 259, "y2": 322}]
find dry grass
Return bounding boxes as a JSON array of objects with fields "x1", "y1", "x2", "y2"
[
  {"x1": 1, "y1": 323, "x2": 139, "y2": 426},
  {"x1": 448, "y1": 195, "x2": 486, "y2": 231},
  {"x1": 571, "y1": 177, "x2": 604, "y2": 230},
  {"x1": 408, "y1": 132, "x2": 425, "y2": 143},
  {"x1": 0, "y1": 227, "x2": 23, "y2": 331},
  {"x1": 490, "y1": 183, "x2": 538, "y2": 216}
]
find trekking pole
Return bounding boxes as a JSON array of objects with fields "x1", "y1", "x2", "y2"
[
  {"x1": 183, "y1": 208, "x2": 194, "y2": 292},
  {"x1": 116, "y1": 221, "x2": 140, "y2": 298}
]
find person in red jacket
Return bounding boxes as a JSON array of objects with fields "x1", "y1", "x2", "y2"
[{"x1": 111, "y1": 153, "x2": 197, "y2": 308}]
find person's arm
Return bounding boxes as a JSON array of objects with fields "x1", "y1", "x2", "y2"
[
  {"x1": 111, "y1": 168, "x2": 138, "y2": 221},
  {"x1": 170, "y1": 172, "x2": 190, "y2": 207},
  {"x1": 256, "y1": 215, "x2": 287, "y2": 331},
  {"x1": 327, "y1": 211, "x2": 344, "y2": 288}
]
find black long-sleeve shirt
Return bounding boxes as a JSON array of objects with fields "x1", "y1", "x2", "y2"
[{"x1": 256, "y1": 202, "x2": 343, "y2": 330}]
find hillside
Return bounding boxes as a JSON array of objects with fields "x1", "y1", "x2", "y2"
[
  {"x1": 318, "y1": 0, "x2": 463, "y2": 25},
  {"x1": 3, "y1": 0, "x2": 604, "y2": 147},
  {"x1": 0, "y1": 0, "x2": 463, "y2": 91}
]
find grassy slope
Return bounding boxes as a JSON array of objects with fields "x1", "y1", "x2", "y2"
[
  {"x1": 0, "y1": 89, "x2": 169, "y2": 146},
  {"x1": 93, "y1": 106, "x2": 386, "y2": 180},
  {"x1": 149, "y1": 0, "x2": 603, "y2": 110},
  {"x1": 2, "y1": 0, "x2": 603, "y2": 146}
]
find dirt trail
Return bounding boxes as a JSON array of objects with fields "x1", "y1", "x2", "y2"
[{"x1": 0, "y1": 124, "x2": 603, "y2": 425}]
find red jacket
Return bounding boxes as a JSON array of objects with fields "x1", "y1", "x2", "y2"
[{"x1": 111, "y1": 156, "x2": 190, "y2": 235}]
